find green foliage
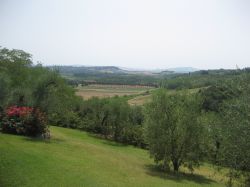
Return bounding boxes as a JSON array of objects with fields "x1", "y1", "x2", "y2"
[
  {"x1": 0, "y1": 47, "x2": 82, "y2": 128},
  {"x1": 78, "y1": 97, "x2": 145, "y2": 146},
  {"x1": 198, "y1": 112, "x2": 222, "y2": 163},
  {"x1": 32, "y1": 70, "x2": 82, "y2": 126},
  {"x1": 145, "y1": 90, "x2": 205, "y2": 172},
  {"x1": 214, "y1": 75, "x2": 250, "y2": 185},
  {"x1": 201, "y1": 84, "x2": 239, "y2": 112},
  {"x1": 0, "y1": 72, "x2": 10, "y2": 109},
  {"x1": 220, "y1": 97, "x2": 250, "y2": 165},
  {"x1": 1, "y1": 106, "x2": 48, "y2": 137},
  {"x1": 200, "y1": 74, "x2": 250, "y2": 185},
  {"x1": 160, "y1": 69, "x2": 246, "y2": 90},
  {"x1": 125, "y1": 106, "x2": 145, "y2": 147}
]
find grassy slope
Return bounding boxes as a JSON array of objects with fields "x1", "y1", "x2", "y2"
[
  {"x1": 128, "y1": 88, "x2": 201, "y2": 106},
  {"x1": 0, "y1": 126, "x2": 225, "y2": 187},
  {"x1": 128, "y1": 94, "x2": 152, "y2": 105}
]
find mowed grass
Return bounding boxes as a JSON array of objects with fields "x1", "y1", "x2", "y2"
[
  {"x1": 76, "y1": 84, "x2": 154, "y2": 99},
  {"x1": 0, "y1": 126, "x2": 226, "y2": 187}
]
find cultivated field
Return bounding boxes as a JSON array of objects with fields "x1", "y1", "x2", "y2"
[
  {"x1": 128, "y1": 88, "x2": 202, "y2": 105},
  {"x1": 128, "y1": 94, "x2": 152, "y2": 105},
  {"x1": 0, "y1": 126, "x2": 227, "y2": 187},
  {"x1": 76, "y1": 84, "x2": 154, "y2": 100}
]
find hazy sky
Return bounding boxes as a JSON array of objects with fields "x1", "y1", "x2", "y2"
[{"x1": 0, "y1": 0, "x2": 250, "y2": 69}]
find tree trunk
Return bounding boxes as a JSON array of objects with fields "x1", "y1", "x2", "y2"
[{"x1": 173, "y1": 160, "x2": 179, "y2": 172}]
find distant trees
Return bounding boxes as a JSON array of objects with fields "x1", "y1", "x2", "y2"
[
  {"x1": 73, "y1": 72, "x2": 159, "y2": 87},
  {"x1": 159, "y1": 69, "x2": 247, "y2": 90},
  {"x1": 145, "y1": 90, "x2": 205, "y2": 172}
]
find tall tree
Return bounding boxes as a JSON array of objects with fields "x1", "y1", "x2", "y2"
[{"x1": 145, "y1": 90, "x2": 205, "y2": 172}]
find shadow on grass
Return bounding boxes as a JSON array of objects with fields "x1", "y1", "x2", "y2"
[
  {"x1": 87, "y1": 133, "x2": 129, "y2": 147},
  {"x1": 145, "y1": 164, "x2": 216, "y2": 185},
  {"x1": 102, "y1": 141, "x2": 128, "y2": 147},
  {"x1": 22, "y1": 136, "x2": 65, "y2": 144}
]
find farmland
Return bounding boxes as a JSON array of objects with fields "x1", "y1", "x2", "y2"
[
  {"x1": 75, "y1": 84, "x2": 207, "y2": 106},
  {"x1": 128, "y1": 87, "x2": 202, "y2": 105},
  {"x1": 76, "y1": 84, "x2": 155, "y2": 100}
]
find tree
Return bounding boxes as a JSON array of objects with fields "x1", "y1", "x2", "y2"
[
  {"x1": 107, "y1": 97, "x2": 130, "y2": 142},
  {"x1": 0, "y1": 47, "x2": 82, "y2": 128},
  {"x1": 201, "y1": 84, "x2": 238, "y2": 112},
  {"x1": 0, "y1": 48, "x2": 33, "y2": 106},
  {"x1": 145, "y1": 90, "x2": 205, "y2": 172},
  {"x1": 214, "y1": 75, "x2": 250, "y2": 186},
  {"x1": 79, "y1": 97, "x2": 111, "y2": 136}
]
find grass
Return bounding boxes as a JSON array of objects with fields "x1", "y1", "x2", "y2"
[
  {"x1": 128, "y1": 88, "x2": 202, "y2": 106},
  {"x1": 0, "y1": 126, "x2": 226, "y2": 187},
  {"x1": 76, "y1": 84, "x2": 154, "y2": 99},
  {"x1": 128, "y1": 94, "x2": 152, "y2": 105}
]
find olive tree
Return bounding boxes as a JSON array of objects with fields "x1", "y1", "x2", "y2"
[{"x1": 145, "y1": 90, "x2": 205, "y2": 172}]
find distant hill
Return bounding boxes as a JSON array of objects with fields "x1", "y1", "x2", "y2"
[
  {"x1": 48, "y1": 65, "x2": 198, "y2": 75},
  {"x1": 166, "y1": 67, "x2": 198, "y2": 73},
  {"x1": 47, "y1": 65, "x2": 160, "y2": 86},
  {"x1": 48, "y1": 65, "x2": 126, "y2": 74}
]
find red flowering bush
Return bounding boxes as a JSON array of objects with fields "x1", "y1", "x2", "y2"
[
  {"x1": 6, "y1": 106, "x2": 33, "y2": 117},
  {"x1": 1, "y1": 106, "x2": 49, "y2": 138}
]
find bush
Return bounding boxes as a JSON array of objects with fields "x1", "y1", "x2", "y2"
[
  {"x1": 1, "y1": 106, "x2": 49, "y2": 138},
  {"x1": 50, "y1": 111, "x2": 81, "y2": 129}
]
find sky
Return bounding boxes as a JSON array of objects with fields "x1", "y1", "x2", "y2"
[{"x1": 0, "y1": 0, "x2": 250, "y2": 70}]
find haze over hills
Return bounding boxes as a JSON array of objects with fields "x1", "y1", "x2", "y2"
[
  {"x1": 48, "y1": 65, "x2": 199, "y2": 75},
  {"x1": 49, "y1": 65, "x2": 126, "y2": 75},
  {"x1": 166, "y1": 67, "x2": 199, "y2": 73}
]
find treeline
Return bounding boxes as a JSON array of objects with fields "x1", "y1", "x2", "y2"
[
  {"x1": 73, "y1": 72, "x2": 159, "y2": 87},
  {"x1": 66, "y1": 78, "x2": 158, "y2": 88},
  {"x1": 159, "y1": 69, "x2": 249, "y2": 90}
]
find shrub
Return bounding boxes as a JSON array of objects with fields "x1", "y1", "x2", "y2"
[{"x1": 1, "y1": 106, "x2": 49, "y2": 138}]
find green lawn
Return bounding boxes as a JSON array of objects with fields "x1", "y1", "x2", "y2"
[{"x1": 0, "y1": 126, "x2": 225, "y2": 187}]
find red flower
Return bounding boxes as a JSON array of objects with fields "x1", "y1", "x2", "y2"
[{"x1": 6, "y1": 106, "x2": 33, "y2": 117}]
